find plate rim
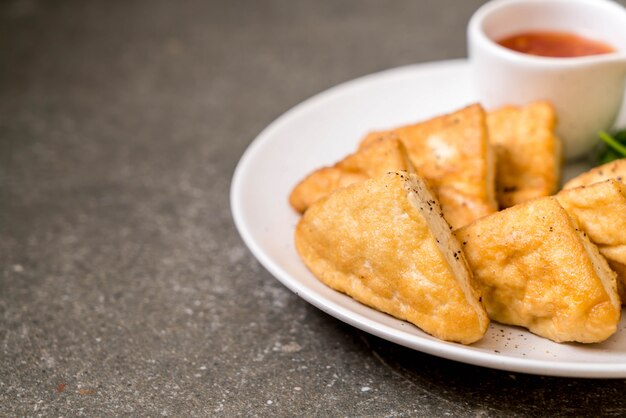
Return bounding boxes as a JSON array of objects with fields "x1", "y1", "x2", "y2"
[{"x1": 231, "y1": 58, "x2": 626, "y2": 378}]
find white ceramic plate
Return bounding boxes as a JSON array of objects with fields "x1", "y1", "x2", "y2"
[{"x1": 231, "y1": 59, "x2": 626, "y2": 378}]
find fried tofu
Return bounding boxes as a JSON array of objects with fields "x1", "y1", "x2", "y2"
[
  {"x1": 289, "y1": 136, "x2": 415, "y2": 213},
  {"x1": 360, "y1": 104, "x2": 497, "y2": 229},
  {"x1": 563, "y1": 158, "x2": 626, "y2": 190},
  {"x1": 455, "y1": 197, "x2": 620, "y2": 343},
  {"x1": 295, "y1": 171, "x2": 489, "y2": 344},
  {"x1": 556, "y1": 179, "x2": 626, "y2": 300},
  {"x1": 487, "y1": 101, "x2": 561, "y2": 208}
]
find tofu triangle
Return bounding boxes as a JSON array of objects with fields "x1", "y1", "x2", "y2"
[
  {"x1": 360, "y1": 104, "x2": 497, "y2": 228},
  {"x1": 455, "y1": 197, "x2": 621, "y2": 343},
  {"x1": 295, "y1": 171, "x2": 489, "y2": 344}
]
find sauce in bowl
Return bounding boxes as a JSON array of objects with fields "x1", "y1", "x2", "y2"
[{"x1": 497, "y1": 31, "x2": 615, "y2": 58}]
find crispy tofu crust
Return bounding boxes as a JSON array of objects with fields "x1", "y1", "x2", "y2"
[
  {"x1": 563, "y1": 158, "x2": 626, "y2": 190},
  {"x1": 360, "y1": 104, "x2": 497, "y2": 229},
  {"x1": 455, "y1": 197, "x2": 620, "y2": 343},
  {"x1": 289, "y1": 136, "x2": 415, "y2": 213},
  {"x1": 556, "y1": 179, "x2": 626, "y2": 301},
  {"x1": 487, "y1": 101, "x2": 562, "y2": 208},
  {"x1": 295, "y1": 172, "x2": 489, "y2": 344}
]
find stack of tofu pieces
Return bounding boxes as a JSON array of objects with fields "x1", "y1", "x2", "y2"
[{"x1": 290, "y1": 102, "x2": 626, "y2": 345}]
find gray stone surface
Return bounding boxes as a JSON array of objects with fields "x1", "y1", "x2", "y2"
[{"x1": 2, "y1": 0, "x2": 626, "y2": 416}]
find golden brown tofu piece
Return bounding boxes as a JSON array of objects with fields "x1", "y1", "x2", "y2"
[
  {"x1": 487, "y1": 101, "x2": 562, "y2": 208},
  {"x1": 360, "y1": 104, "x2": 497, "y2": 229},
  {"x1": 295, "y1": 172, "x2": 489, "y2": 344},
  {"x1": 562, "y1": 158, "x2": 626, "y2": 190},
  {"x1": 289, "y1": 136, "x2": 415, "y2": 213},
  {"x1": 556, "y1": 179, "x2": 626, "y2": 300},
  {"x1": 455, "y1": 197, "x2": 620, "y2": 343}
]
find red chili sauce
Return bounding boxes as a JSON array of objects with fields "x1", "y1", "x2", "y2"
[{"x1": 497, "y1": 31, "x2": 615, "y2": 58}]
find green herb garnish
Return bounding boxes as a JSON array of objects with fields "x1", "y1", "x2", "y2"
[{"x1": 597, "y1": 129, "x2": 626, "y2": 165}]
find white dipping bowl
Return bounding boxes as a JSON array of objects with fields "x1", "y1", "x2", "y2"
[{"x1": 468, "y1": 0, "x2": 626, "y2": 160}]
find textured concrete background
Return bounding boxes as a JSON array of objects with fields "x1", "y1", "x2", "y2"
[{"x1": 2, "y1": 0, "x2": 626, "y2": 416}]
